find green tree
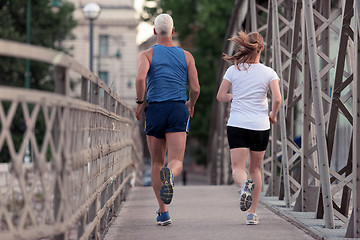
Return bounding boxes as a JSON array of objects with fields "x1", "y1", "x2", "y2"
[
  {"x1": 0, "y1": 0, "x2": 77, "y2": 163},
  {"x1": 141, "y1": 0, "x2": 234, "y2": 165},
  {"x1": 0, "y1": 0, "x2": 76, "y2": 89}
]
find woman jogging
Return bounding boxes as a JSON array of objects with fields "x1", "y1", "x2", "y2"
[{"x1": 216, "y1": 31, "x2": 281, "y2": 225}]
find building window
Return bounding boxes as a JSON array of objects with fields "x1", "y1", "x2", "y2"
[
  {"x1": 99, "y1": 35, "x2": 109, "y2": 56},
  {"x1": 127, "y1": 80, "x2": 132, "y2": 88},
  {"x1": 98, "y1": 71, "x2": 109, "y2": 85}
]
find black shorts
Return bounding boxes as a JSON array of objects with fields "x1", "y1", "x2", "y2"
[{"x1": 227, "y1": 126, "x2": 270, "y2": 151}]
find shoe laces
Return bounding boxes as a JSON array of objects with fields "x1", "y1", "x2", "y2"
[
  {"x1": 156, "y1": 209, "x2": 169, "y2": 216},
  {"x1": 247, "y1": 212, "x2": 257, "y2": 219}
]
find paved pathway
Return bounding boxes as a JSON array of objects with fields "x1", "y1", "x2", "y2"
[{"x1": 104, "y1": 185, "x2": 316, "y2": 240}]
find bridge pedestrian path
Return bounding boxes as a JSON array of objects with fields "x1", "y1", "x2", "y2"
[{"x1": 103, "y1": 185, "x2": 317, "y2": 240}]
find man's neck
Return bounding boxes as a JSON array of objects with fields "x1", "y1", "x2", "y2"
[{"x1": 157, "y1": 36, "x2": 175, "y2": 47}]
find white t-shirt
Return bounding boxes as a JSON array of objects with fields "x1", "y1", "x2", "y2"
[{"x1": 223, "y1": 63, "x2": 279, "y2": 130}]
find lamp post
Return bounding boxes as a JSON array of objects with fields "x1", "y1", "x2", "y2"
[
  {"x1": 25, "y1": 0, "x2": 61, "y2": 89},
  {"x1": 24, "y1": 0, "x2": 61, "y2": 163},
  {"x1": 82, "y1": 3, "x2": 101, "y2": 72},
  {"x1": 25, "y1": 0, "x2": 31, "y2": 89},
  {"x1": 24, "y1": 0, "x2": 33, "y2": 164}
]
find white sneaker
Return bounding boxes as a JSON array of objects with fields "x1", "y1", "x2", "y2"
[{"x1": 246, "y1": 212, "x2": 259, "y2": 225}]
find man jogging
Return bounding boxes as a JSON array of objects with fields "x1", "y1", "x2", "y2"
[{"x1": 135, "y1": 13, "x2": 200, "y2": 226}]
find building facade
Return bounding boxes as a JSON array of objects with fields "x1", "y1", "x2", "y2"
[{"x1": 64, "y1": 0, "x2": 139, "y2": 106}]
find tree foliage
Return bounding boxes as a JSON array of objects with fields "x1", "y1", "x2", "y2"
[
  {"x1": 141, "y1": 0, "x2": 234, "y2": 165},
  {"x1": 0, "y1": 0, "x2": 76, "y2": 89},
  {"x1": 0, "y1": 0, "x2": 77, "y2": 163}
]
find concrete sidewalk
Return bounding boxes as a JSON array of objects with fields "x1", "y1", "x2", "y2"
[
  {"x1": 104, "y1": 185, "x2": 316, "y2": 240},
  {"x1": 261, "y1": 195, "x2": 353, "y2": 240}
]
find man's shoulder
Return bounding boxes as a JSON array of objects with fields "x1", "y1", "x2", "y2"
[
  {"x1": 183, "y1": 49, "x2": 192, "y2": 56},
  {"x1": 141, "y1": 47, "x2": 153, "y2": 55},
  {"x1": 139, "y1": 47, "x2": 153, "y2": 61},
  {"x1": 183, "y1": 50, "x2": 194, "y2": 63}
]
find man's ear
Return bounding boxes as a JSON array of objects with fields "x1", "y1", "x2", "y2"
[
  {"x1": 154, "y1": 28, "x2": 157, "y2": 35},
  {"x1": 172, "y1": 27, "x2": 175, "y2": 35}
]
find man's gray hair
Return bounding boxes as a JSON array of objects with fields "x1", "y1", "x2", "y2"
[{"x1": 154, "y1": 14, "x2": 174, "y2": 37}]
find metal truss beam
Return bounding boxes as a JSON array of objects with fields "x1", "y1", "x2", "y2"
[{"x1": 210, "y1": 0, "x2": 359, "y2": 233}]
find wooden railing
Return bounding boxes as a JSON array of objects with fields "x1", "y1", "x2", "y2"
[{"x1": 0, "y1": 39, "x2": 143, "y2": 240}]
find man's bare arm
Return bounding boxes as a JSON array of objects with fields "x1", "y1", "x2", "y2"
[
  {"x1": 135, "y1": 50, "x2": 151, "y2": 120},
  {"x1": 184, "y1": 51, "x2": 200, "y2": 117},
  {"x1": 136, "y1": 51, "x2": 151, "y2": 101}
]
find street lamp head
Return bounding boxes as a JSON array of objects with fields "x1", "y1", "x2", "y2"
[
  {"x1": 83, "y1": 2, "x2": 101, "y2": 20},
  {"x1": 49, "y1": 0, "x2": 62, "y2": 13}
]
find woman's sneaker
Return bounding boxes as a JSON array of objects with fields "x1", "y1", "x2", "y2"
[
  {"x1": 239, "y1": 179, "x2": 255, "y2": 211},
  {"x1": 246, "y1": 212, "x2": 259, "y2": 225},
  {"x1": 156, "y1": 210, "x2": 172, "y2": 226},
  {"x1": 160, "y1": 167, "x2": 174, "y2": 204}
]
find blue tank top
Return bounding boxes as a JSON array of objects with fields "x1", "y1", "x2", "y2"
[{"x1": 146, "y1": 45, "x2": 188, "y2": 103}]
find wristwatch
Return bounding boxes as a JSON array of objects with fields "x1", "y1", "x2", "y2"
[{"x1": 136, "y1": 99, "x2": 144, "y2": 104}]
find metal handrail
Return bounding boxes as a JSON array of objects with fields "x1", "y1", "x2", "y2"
[{"x1": 0, "y1": 40, "x2": 143, "y2": 239}]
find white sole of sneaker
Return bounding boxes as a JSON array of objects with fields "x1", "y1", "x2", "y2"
[
  {"x1": 157, "y1": 220, "x2": 172, "y2": 226},
  {"x1": 239, "y1": 179, "x2": 255, "y2": 211},
  {"x1": 246, "y1": 220, "x2": 259, "y2": 225},
  {"x1": 240, "y1": 192, "x2": 252, "y2": 211}
]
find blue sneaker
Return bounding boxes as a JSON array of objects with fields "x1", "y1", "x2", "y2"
[
  {"x1": 239, "y1": 179, "x2": 255, "y2": 211},
  {"x1": 246, "y1": 212, "x2": 259, "y2": 225},
  {"x1": 160, "y1": 167, "x2": 174, "y2": 204},
  {"x1": 156, "y1": 210, "x2": 172, "y2": 226}
]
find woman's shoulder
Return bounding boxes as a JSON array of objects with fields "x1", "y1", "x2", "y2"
[
  {"x1": 225, "y1": 65, "x2": 238, "y2": 75},
  {"x1": 259, "y1": 63, "x2": 274, "y2": 71},
  {"x1": 226, "y1": 65, "x2": 236, "y2": 71},
  {"x1": 256, "y1": 63, "x2": 277, "y2": 72}
]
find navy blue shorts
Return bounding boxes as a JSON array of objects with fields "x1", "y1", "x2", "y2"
[
  {"x1": 227, "y1": 126, "x2": 270, "y2": 151},
  {"x1": 145, "y1": 101, "x2": 190, "y2": 139}
]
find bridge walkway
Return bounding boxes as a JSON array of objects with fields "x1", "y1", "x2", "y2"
[{"x1": 104, "y1": 185, "x2": 317, "y2": 240}]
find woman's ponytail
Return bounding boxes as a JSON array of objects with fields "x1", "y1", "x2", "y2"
[{"x1": 223, "y1": 31, "x2": 264, "y2": 70}]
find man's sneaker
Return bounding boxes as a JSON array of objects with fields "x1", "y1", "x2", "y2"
[
  {"x1": 156, "y1": 210, "x2": 172, "y2": 226},
  {"x1": 246, "y1": 212, "x2": 259, "y2": 225},
  {"x1": 239, "y1": 179, "x2": 255, "y2": 211},
  {"x1": 160, "y1": 167, "x2": 174, "y2": 204}
]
